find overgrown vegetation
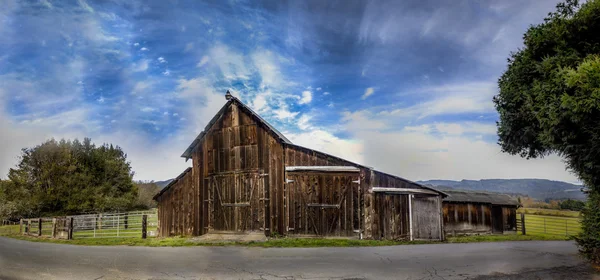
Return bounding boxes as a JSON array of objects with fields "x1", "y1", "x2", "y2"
[
  {"x1": 0, "y1": 138, "x2": 142, "y2": 220},
  {"x1": 493, "y1": 0, "x2": 600, "y2": 263}
]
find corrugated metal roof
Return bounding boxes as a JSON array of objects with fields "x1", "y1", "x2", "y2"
[
  {"x1": 181, "y1": 96, "x2": 291, "y2": 159},
  {"x1": 441, "y1": 189, "x2": 519, "y2": 206}
]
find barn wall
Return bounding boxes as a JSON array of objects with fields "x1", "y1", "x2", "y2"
[
  {"x1": 442, "y1": 202, "x2": 493, "y2": 235},
  {"x1": 502, "y1": 206, "x2": 517, "y2": 232},
  {"x1": 193, "y1": 102, "x2": 284, "y2": 236},
  {"x1": 412, "y1": 195, "x2": 443, "y2": 240},
  {"x1": 157, "y1": 169, "x2": 194, "y2": 237}
]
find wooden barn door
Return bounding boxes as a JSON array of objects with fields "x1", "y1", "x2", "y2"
[
  {"x1": 411, "y1": 195, "x2": 442, "y2": 240},
  {"x1": 286, "y1": 173, "x2": 360, "y2": 236},
  {"x1": 207, "y1": 172, "x2": 265, "y2": 232}
]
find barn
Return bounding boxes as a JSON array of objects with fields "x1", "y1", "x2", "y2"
[
  {"x1": 441, "y1": 189, "x2": 519, "y2": 236},
  {"x1": 154, "y1": 92, "x2": 447, "y2": 240}
]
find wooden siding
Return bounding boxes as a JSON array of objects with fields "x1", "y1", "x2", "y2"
[
  {"x1": 157, "y1": 169, "x2": 194, "y2": 237},
  {"x1": 442, "y1": 202, "x2": 517, "y2": 235},
  {"x1": 286, "y1": 172, "x2": 360, "y2": 237},
  {"x1": 371, "y1": 193, "x2": 410, "y2": 240},
  {"x1": 412, "y1": 195, "x2": 443, "y2": 240}
]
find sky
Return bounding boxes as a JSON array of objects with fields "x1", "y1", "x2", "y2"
[{"x1": 0, "y1": 0, "x2": 580, "y2": 183}]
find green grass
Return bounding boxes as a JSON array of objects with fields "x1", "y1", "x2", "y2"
[
  {"x1": 0, "y1": 224, "x2": 571, "y2": 247},
  {"x1": 522, "y1": 214, "x2": 581, "y2": 237},
  {"x1": 517, "y1": 207, "x2": 581, "y2": 218},
  {"x1": 447, "y1": 234, "x2": 570, "y2": 243}
]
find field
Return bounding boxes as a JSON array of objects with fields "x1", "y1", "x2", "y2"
[
  {"x1": 517, "y1": 208, "x2": 582, "y2": 237},
  {"x1": 517, "y1": 207, "x2": 581, "y2": 218}
]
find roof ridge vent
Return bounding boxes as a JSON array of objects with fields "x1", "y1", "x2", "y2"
[{"x1": 225, "y1": 90, "x2": 233, "y2": 100}]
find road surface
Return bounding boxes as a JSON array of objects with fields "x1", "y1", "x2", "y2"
[{"x1": 0, "y1": 237, "x2": 596, "y2": 280}]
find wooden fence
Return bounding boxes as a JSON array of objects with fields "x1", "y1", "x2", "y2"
[
  {"x1": 517, "y1": 213, "x2": 582, "y2": 237},
  {"x1": 19, "y1": 210, "x2": 157, "y2": 240}
]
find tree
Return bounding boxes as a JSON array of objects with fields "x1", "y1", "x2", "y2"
[
  {"x1": 559, "y1": 199, "x2": 586, "y2": 211},
  {"x1": 0, "y1": 138, "x2": 138, "y2": 219},
  {"x1": 494, "y1": 0, "x2": 600, "y2": 262},
  {"x1": 134, "y1": 181, "x2": 161, "y2": 210}
]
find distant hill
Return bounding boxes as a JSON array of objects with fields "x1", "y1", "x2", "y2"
[
  {"x1": 155, "y1": 179, "x2": 173, "y2": 189},
  {"x1": 418, "y1": 179, "x2": 586, "y2": 201}
]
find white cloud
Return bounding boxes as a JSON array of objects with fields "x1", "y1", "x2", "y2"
[
  {"x1": 323, "y1": 91, "x2": 330, "y2": 95},
  {"x1": 131, "y1": 81, "x2": 153, "y2": 95},
  {"x1": 297, "y1": 114, "x2": 312, "y2": 130},
  {"x1": 162, "y1": 69, "x2": 170, "y2": 76},
  {"x1": 132, "y1": 59, "x2": 149, "y2": 72},
  {"x1": 133, "y1": 42, "x2": 139, "y2": 47},
  {"x1": 140, "y1": 47, "x2": 148, "y2": 51},
  {"x1": 286, "y1": 129, "x2": 364, "y2": 165},
  {"x1": 298, "y1": 91, "x2": 312, "y2": 104},
  {"x1": 327, "y1": 102, "x2": 334, "y2": 108},
  {"x1": 381, "y1": 82, "x2": 497, "y2": 119},
  {"x1": 361, "y1": 87, "x2": 375, "y2": 100},
  {"x1": 77, "y1": 0, "x2": 94, "y2": 13},
  {"x1": 157, "y1": 57, "x2": 167, "y2": 63},
  {"x1": 97, "y1": 96, "x2": 105, "y2": 103},
  {"x1": 209, "y1": 44, "x2": 250, "y2": 81},
  {"x1": 197, "y1": 56, "x2": 209, "y2": 67},
  {"x1": 184, "y1": 42, "x2": 194, "y2": 52},
  {"x1": 316, "y1": 87, "x2": 322, "y2": 91},
  {"x1": 140, "y1": 107, "x2": 155, "y2": 112}
]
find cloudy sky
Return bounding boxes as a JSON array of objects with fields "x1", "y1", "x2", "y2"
[{"x1": 0, "y1": 0, "x2": 579, "y2": 183}]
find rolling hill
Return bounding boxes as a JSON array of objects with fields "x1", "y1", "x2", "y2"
[{"x1": 418, "y1": 179, "x2": 586, "y2": 201}]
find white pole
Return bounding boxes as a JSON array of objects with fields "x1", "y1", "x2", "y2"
[
  {"x1": 408, "y1": 194, "x2": 413, "y2": 241},
  {"x1": 117, "y1": 215, "x2": 120, "y2": 237}
]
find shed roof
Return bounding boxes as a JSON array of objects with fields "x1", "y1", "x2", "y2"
[
  {"x1": 152, "y1": 167, "x2": 192, "y2": 200},
  {"x1": 181, "y1": 96, "x2": 291, "y2": 159},
  {"x1": 441, "y1": 189, "x2": 519, "y2": 206}
]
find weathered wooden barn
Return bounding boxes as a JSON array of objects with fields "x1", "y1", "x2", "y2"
[
  {"x1": 154, "y1": 92, "x2": 447, "y2": 240},
  {"x1": 441, "y1": 189, "x2": 519, "y2": 236}
]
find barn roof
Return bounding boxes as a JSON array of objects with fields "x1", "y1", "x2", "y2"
[
  {"x1": 181, "y1": 96, "x2": 292, "y2": 159},
  {"x1": 441, "y1": 189, "x2": 519, "y2": 206},
  {"x1": 152, "y1": 167, "x2": 192, "y2": 200}
]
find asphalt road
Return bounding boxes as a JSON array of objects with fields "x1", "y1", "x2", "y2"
[{"x1": 0, "y1": 237, "x2": 596, "y2": 280}]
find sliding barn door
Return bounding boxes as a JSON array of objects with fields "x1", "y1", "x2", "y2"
[
  {"x1": 206, "y1": 172, "x2": 265, "y2": 232},
  {"x1": 286, "y1": 173, "x2": 360, "y2": 237}
]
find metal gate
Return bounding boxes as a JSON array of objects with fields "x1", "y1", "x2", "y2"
[
  {"x1": 206, "y1": 172, "x2": 265, "y2": 232},
  {"x1": 286, "y1": 173, "x2": 360, "y2": 236}
]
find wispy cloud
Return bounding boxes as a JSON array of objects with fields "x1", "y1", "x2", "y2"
[{"x1": 361, "y1": 87, "x2": 375, "y2": 100}]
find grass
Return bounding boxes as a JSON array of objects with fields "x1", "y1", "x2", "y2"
[
  {"x1": 522, "y1": 214, "x2": 581, "y2": 237},
  {"x1": 517, "y1": 207, "x2": 581, "y2": 218},
  {"x1": 0, "y1": 224, "x2": 570, "y2": 247}
]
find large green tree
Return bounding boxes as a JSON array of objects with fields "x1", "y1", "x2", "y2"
[
  {"x1": 494, "y1": 0, "x2": 600, "y2": 262},
  {"x1": 0, "y1": 138, "x2": 138, "y2": 219}
]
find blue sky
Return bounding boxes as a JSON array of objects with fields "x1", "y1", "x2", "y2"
[{"x1": 0, "y1": 0, "x2": 579, "y2": 183}]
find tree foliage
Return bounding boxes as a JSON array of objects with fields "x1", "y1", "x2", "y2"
[
  {"x1": 494, "y1": 0, "x2": 600, "y2": 262},
  {"x1": 559, "y1": 199, "x2": 586, "y2": 211},
  {"x1": 0, "y1": 138, "x2": 138, "y2": 219},
  {"x1": 134, "y1": 181, "x2": 161, "y2": 210}
]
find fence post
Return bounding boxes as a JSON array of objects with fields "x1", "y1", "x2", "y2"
[
  {"x1": 124, "y1": 214, "x2": 128, "y2": 230},
  {"x1": 38, "y1": 218, "x2": 42, "y2": 237},
  {"x1": 520, "y1": 213, "x2": 526, "y2": 235},
  {"x1": 19, "y1": 219, "x2": 23, "y2": 235},
  {"x1": 566, "y1": 219, "x2": 568, "y2": 236},
  {"x1": 544, "y1": 217, "x2": 546, "y2": 234},
  {"x1": 52, "y1": 218, "x2": 57, "y2": 238},
  {"x1": 68, "y1": 217, "x2": 74, "y2": 240},
  {"x1": 142, "y1": 214, "x2": 147, "y2": 239},
  {"x1": 27, "y1": 219, "x2": 31, "y2": 235}
]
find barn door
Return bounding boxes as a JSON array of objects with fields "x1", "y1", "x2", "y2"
[
  {"x1": 411, "y1": 195, "x2": 442, "y2": 240},
  {"x1": 286, "y1": 173, "x2": 360, "y2": 236},
  {"x1": 207, "y1": 172, "x2": 264, "y2": 232}
]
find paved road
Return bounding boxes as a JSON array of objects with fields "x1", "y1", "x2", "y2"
[{"x1": 0, "y1": 237, "x2": 596, "y2": 280}]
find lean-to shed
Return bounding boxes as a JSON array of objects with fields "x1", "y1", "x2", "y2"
[
  {"x1": 441, "y1": 189, "x2": 519, "y2": 236},
  {"x1": 154, "y1": 92, "x2": 447, "y2": 240}
]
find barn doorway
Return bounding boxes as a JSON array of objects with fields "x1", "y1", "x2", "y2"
[
  {"x1": 285, "y1": 168, "x2": 360, "y2": 237},
  {"x1": 491, "y1": 205, "x2": 504, "y2": 233},
  {"x1": 206, "y1": 172, "x2": 265, "y2": 232}
]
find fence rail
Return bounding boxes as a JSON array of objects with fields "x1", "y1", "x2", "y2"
[
  {"x1": 19, "y1": 209, "x2": 157, "y2": 240},
  {"x1": 517, "y1": 213, "x2": 582, "y2": 237}
]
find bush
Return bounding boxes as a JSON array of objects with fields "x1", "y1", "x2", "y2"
[{"x1": 576, "y1": 191, "x2": 600, "y2": 263}]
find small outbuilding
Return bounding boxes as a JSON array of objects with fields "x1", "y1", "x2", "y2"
[
  {"x1": 153, "y1": 92, "x2": 447, "y2": 241},
  {"x1": 441, "y1": 189, "x2": 519, "y2": 236}
]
